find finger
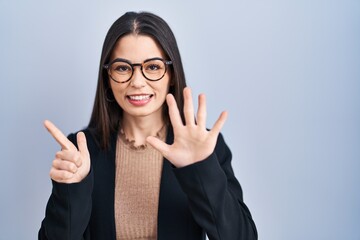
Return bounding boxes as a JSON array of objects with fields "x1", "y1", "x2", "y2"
[
  {"x1": 166, "y1": 94, "x2": 183, "y2": 128},
  {"x1": 55, "y1": 150, "x2": 82, "y2": 168},
  {"x1": 146, "y1": 136, "x2": 171, "y2": 158},
  {"x1": 44, "y1": 120, "x2": 74, "y2": 151},
  {"x1": 183, "y1": 87, "x2": 195, "y2": 125},
  {"x1": 49, "y1": 168, "x2": 74, "y2": 181},
  {"x1": 52, "y1": 158, "x2": 78, "y2": 173},
  {"x1": 196, "y1": 93, "x2": 207, "y2": 128},
  {"x1": 210, "y1": 111, "x2": 228, "y2": 137},
  {"x1": 77, "y1": 131, "x2": 89, "y2": 160}
]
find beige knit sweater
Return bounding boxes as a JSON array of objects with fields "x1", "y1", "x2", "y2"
[{"x1": 114, "y1": 128, "x2": 166, "y2": 240}]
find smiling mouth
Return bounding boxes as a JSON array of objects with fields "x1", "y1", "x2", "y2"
[{"x1": 127, "y1": 94, "x2": 153, "y2": 100}]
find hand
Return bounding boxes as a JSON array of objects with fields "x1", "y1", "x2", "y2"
[
  {"x1": 44, "y1": 120, "x2": 90, "y2": 183},
  {"x1": 147, "y1": 87, "x2": 227, "y2": 167}
]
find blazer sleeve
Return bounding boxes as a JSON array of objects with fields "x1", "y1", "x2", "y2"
[
  {"x1": 173, "y1": 133, "x2": 258, "y2": 240},
  {"x1": 38, "y1": 133, "x2": 93, "y2": 240}
]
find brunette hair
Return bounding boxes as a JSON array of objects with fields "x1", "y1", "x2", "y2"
[{"x1": 88, "y1": 11, "x2": 187, "y2": 149}]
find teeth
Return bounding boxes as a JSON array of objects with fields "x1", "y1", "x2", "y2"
[{"x1": 129, "y1": 95, "x2": 151, "y2": 100}]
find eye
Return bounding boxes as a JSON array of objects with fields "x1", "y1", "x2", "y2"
[
  {"x1": 146, "y1": 63, "x2": 161, "y2": 71},
  {"x1": 114, "y1": 64, "x2": 131, "y2": 73}
]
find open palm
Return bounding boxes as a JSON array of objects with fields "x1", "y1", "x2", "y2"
[{"x1": 147, "y1": 87, "x2": 227, "y2": 168}]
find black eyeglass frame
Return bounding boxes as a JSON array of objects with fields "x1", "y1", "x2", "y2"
[{"x1": 103, "y1": 57, "x2": 173, "y2": 83}]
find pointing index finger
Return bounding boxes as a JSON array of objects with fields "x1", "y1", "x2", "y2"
[{"x1": 44, "y1": 120, "x2": 73, "y2": 150}]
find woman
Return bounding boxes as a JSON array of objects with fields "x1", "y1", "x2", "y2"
[{"x1": 39, "y1": 11, "x2": 257, "y2": 240}]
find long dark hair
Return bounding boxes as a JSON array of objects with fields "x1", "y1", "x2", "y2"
[{"x1": 88, "y1": 12, "x2": 187, "y2": 150}]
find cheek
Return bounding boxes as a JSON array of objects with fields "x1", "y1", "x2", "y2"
[
  {"x1": 109, "y1": 82, "x2": 127, "y2": 107},
  {"x1": 162, "y1": 74, "x2": 171, "y2": 92},
  {"x1": 110, "y1": 80, "x2": 124, "y2": 94},
  {"x1": 159, "y1": 80, "x2": 171, "y2": 97},
  {"x1": 150, "y1": 76, "x2": 170, "y2": 95}
]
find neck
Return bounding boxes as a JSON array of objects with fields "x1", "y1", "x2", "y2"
[{"x1": 121, "y1": 114, "x2": 166, "y2": 146}]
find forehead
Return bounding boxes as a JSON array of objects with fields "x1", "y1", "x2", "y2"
[{"x1": 111, "y1": 34, "x2": 165, "y2": 62}]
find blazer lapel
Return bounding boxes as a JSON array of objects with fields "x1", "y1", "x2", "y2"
[
  {"x1": 89, "y1": 131, "x2": 117, "y2": 239},
  {"x1": 157, "y1": 128, "x2": 197, "y2": 239}
]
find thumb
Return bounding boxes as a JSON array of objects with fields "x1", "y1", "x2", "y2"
[
  {"x1": 77, "y1": 132, "x2": 89, "y2": 158},
  {"x1": 146, "y1": 136, "x2": 170, "y2": 158}
]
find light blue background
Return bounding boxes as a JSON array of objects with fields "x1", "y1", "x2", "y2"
[{"x1": 0, "y1": 0, "x2": 359, "y2": 239}]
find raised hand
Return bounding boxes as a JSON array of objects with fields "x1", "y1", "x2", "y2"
[
  {"x1": 44, "y1": 120, "x2": 90, "y2": 183},
  {"x1": 146, "y1": 87, "x2": 227, "y2": 168}
]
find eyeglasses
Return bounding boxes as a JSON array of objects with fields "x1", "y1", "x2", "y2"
[{"x1": 103, "y1": 57, "x2": 172, "y2": 83}]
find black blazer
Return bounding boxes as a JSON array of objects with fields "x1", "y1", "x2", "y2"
[{"x1": 39, "y1": 127, "x2": 257, "y2": 240}]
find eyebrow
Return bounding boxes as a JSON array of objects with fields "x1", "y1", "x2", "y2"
[{"x1": 111, "y1": 57, "x2": 165, "y2": 64}]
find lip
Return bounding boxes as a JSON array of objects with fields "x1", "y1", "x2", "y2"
[{"x1": 126, "y1": 94, "x2": 153, "y2": 106}]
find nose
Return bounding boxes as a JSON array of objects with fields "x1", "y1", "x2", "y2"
[{"x1": 130, "y1": 66, "x2": 146, "y2": 88}]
